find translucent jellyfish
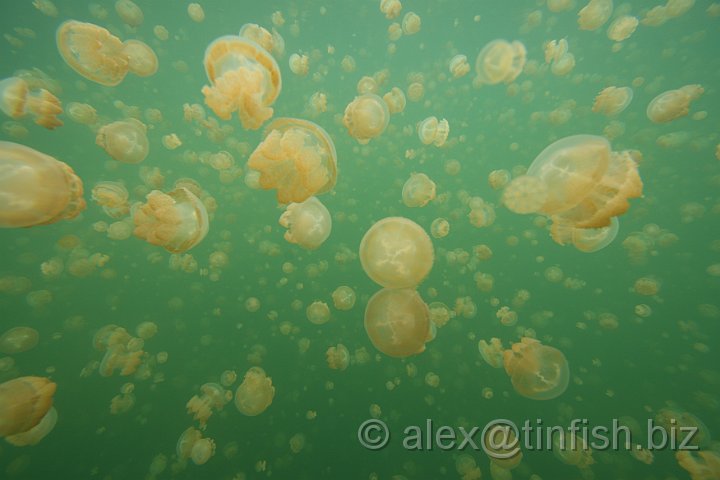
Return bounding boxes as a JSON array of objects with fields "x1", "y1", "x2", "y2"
[
  {"x1": 122, "y1": 40, "x2": 158, "y2": 77},
  {"x1": 186, "y1": 383, "x2": 231, "y2": 428},
  {"x1": 467, "y1": 197, "x2": 496, "y2": 228},
  {"x1": 56, "y1": 20, "x2": 129, "y2": 86},
  {"x1": 247, "y1": 117, "x2": 337, "y2": 204},
  {"x1": 187, "y1": 3, "x2": 205, "y2": 22},
  {"x1": 343, "y1": 94, "x2": 390, "y2": 144},
  {"x1": 289, "y1": 53, "x2": 309, "y2": 76},
  {"x1": 402, "y1": 12, "x2": 421, "y2": 35},
  {"x1": 402, "y1": 173, "x2": 436, "y2": 208},
  {"x1": 382, "y1": 87, "x2": 406, "y2": 114},
  {"x1": 0, "y1": 376, "x2": 56, "y2": 437},
  {"x1": 0, "y1": 142, "x2": 85, "y2": 228},
  {"x1": 475, "y1": 40, "x2": 526, "y2": 86},
  {"x1": 607, "y1": 16, "x2": 639, "y2": 41},
  {"x1": 96, "y1": 119, "x2": 149, "y2": 164},
  {"x1": 332, "y1": 286, "x2": 356, "y2": 310},
  {"x1": 417, "y1": 117, "x2": 449, "y2": 146},
  {"x1": 177, "y1": 427, "x2": 215, "y2": 465},
  {"x1": 550, "y1": 217, "x2": 620, "y2": 252},
  {"x1": 578, "y1": 0, "x2": 613, "y2": 31},
  {"x1": 488, "y1": 169, "x2": 510, "y2": 190},
  {"x1": 449, "y1": 54, "x2": 470, "y2": 78},
  {"x1": 380, "y1": 0, "x2": 402, "y2": 19},
  {"x1": 5, "y1": 406, "x2": 57, "y2": 446},
  {"x1": 234, "y1": 367, "x2": 275, "y2": 416},
  {"x1": 656, "y1": 408, "x2": 711, "y2": 448},
  {"x1": 503, "y1": 337, "x2": 569, "y2": 400},
  {"x1": 0, "y1": 327, "x2": 39, "y2": 355},
  {"x1": 676, "y1": 451, "x2": 720, "y2": 480},
  {"x1": 0, "y1": 77, "x2": 63, "y2": 129},
  {"x1": 92, "y1": 181, "x2": 129, "y2": 218},
  {"x1": 647, "y1": 85, "x2": 704, "y2": 123},
  {"x1": 66, "y1": 102, "x2": 97, "y2": 125},
  {"x1": 359, "y1": 217, "x2": 434, "y2": 288},
  {"x1": 357, "y1": 76, "x2": 378, "y2": 95},
  {"x1": 478, "y1": 338, "x2": 504, "y2": 368},
  {"x1": 33, "y1": 0, "x2": 58, "y2": 17},
  {"x1": 592, "y1": 86, "x2": 633, "y2": 116},
  {"x1": 132, "y1": 187, "x2": 209, "y2": 253},
  {"x1": 326, "y1": 344, "x2": 350, "y2": 370},
  {"x1": 364, "y1": 288, "x2": 430, "y2": 358},
  {"x1": 501, "y1": 175, "x2": 548, "y2": 214},
  {"x1": 430, "y1": 218, "x2": 450, "y2": 239},
  {"x1": 115, "y1": 0, "x2": 143, "y2": 27},
  {"x1": 306, "y1": 301, "x2": 331, "y2": 325},
  {"x1": 239, "y1": 23, "x2": 284, "y2": 58},
  {"x1": 278, "y1": 197, "x2": 330, "y2": 250},
  {"x1": 202, "y1": 35, "x2": 282, "y2": 130}
]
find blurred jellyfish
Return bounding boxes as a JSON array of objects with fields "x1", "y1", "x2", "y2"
[
  {"x1": 187, "y1": 3, "x2": 205, "y2": 22},
  {"x1": 186, "y1": 383, "x2": 231, "y2": 427},
  {"x1": 676, "y1": 451, "x2": 720, "y2": 480},
  {"x1": 96, "y1": 119, "x2": 149, "y2": 164},
  {"x1": 202, "y1": 35, "x2": 281, "y2": 130},
  {"x1": 364, "y1": 288, "x2": 430, "y2": 358},
  {"x1": 239, "y1": 23, "x2": 284, "y2": 58},
  {"x1": 5, "y1": 406, "x2": 57, "y2": 446},
  {"x1": 0, "y1": 77, "x2": 63, "y2": 129},
  {"x1": 578, "y1": 0, "x2": 613, "y2": 30},
  {"x1": 503, "y1": 337, "x2": 569, "y2": 400},
  {"x1": 234, "y1": 367, "x2": 275, "y2": 416},
  {"x1": 402, "y1": 173, "x2": 436, "y2": 207},
  {"x1": 343, "y1": 94, "x2": 390, "y2": 144},
  {"x1": 0, "y1": 142, "x2": 85, "y2": 228},
  {"x1": 0, "y1": 327, "x2": 39, "y2": 355},
  {"x1": 0, "y1": 376, "x2": 56, "y2": 437},
  {"x1": 115, "y1": 0, "x2": 143, "y2": 27},
  {"x1": 478, "y1": 338, "x2": 504, "y2": 368},
  {"x1": 122, "y1": 40, "x2": 158, "y2": 78},
  {"x1": 551, "y1": 217, "x2": 620, "y2": 252},
  {"x1": 279, "y1": 196, "x2": 331, "y2": 250},
  {"x1": 67, "y1": 102, "x2": 97, "y2": 125},
  {"x1": 177, "y1": 427, "x2": 216, "y2": 465},
  {"x1": 132, "y1": 187, "x2": 209, "y2": 253},
  {"x1": 92, "y1": 181, "x2": 129, "y2": 218},
  {"x1": 417, "y1": 117, "x2": 449, "y2": 146},
  {"x1": 326, "y1": 344, "x2": 350, "y2": 370},
  {"x1": 475, "y1": 40, "x2": 526, "y2": 86},
  {"x1": 382, "y1": 87, "x2": 406, "y2": 114},
  {"x1": 248, "y1": 117, "x2": 337, "y2": 204},
  {"x1": 380, "y1": 0, "x2": 402, "y2": 19},
  {"x1": 501, "y1": 175, "x2": 548, "y2": 214},
  {"x1": 449, "y1": 54, "x2": 470, "y2": 78},
  {"x1": 592, "y1": 86, "x2": 633, "y2": 116},
  {"x1": 607, "y1": 16, "x2": 639, "y2": 41},
  {"x1": 306, "y1": 301, "x2": 331, "y2": 325},
  {"x1": 289, "y1": 53, "x2": 310, "y2": 76},
  {"x1": 430, "y1": 218, "x2": 450, "y2": 239},
  {"x1": 332, "y1": 286, "x2": 356, "y2": 310},
  {"x1": 647, "y1": 85, "x2": 704, "y2": 123},
  {"x1": 401, "y1": 12, "x2": 421, "y2": 34}
]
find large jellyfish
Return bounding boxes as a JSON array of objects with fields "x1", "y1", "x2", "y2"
[
  {"x1": 0, "y1": 142, "x2": 85, "y2": 228},
  {"x1": 0, "y1": 376, "x2": 56, "y2": 437},
  {"x1": 503, "y1": 337, "x2": 569, "y2": 400},
  {"x1": 279, "y1": 196, "x2": 331, "y2": 250},
  {"x1": 247, "y1": 117, "x2": 337, "y2": 204},
  {"x1": 202, "y1": 35, "x2": 281, "y2": 130},
  {"x1": 364, "y1": 288, "x2": 431, "y2": 358}
]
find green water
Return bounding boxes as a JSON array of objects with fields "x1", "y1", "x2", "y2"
[{"x1": 0, "y1": 0, "x2": 719, "y2": 479}]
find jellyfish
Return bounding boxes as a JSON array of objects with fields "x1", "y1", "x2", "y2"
[
  {"x1": 647, "y1": 85, "x2": 704, "y2": 123},
  {"x1": 430, "y1": 218, "x2": 450, "y2": 239},
  {"x1": 234, "y1": 367, "x2": 275, "y2": 416},
  {"x1": 364, "y1": 288, "x2": 431, "y2": 358},
  {"x1": 380, "y1": 0, "x2": 402, "y2": 19},
  {"x1": 289, "y1": 53, "x2": 309, "y2": 76},
  {"x1": 475, "y1": 40, "x2": 526, "y2": 86},
  {"x1": 248, "y1": 117, "x2": 337, "y2": 204},
  {"x1": 550, "y1": 217, "x2": 620, "y2": 252},
  {"x1": 503, "y1": 337, "x2": 569, "y2": 400},
  {"x1": 306, "y1": 301, "x2": 331, "y2": 325},
  {"x1": 0, "y1": 77, "x2": 63, "y2": 129},
  {"x1": 467, "y1": 197, "x2": 496, "y2": 228},
  {"x1": 607, "y1": 15, "x2": 639, "y2": 41},
  {"x1": 417, "y1": 117, "x2": 449, "y2": 146},
  {"x1": 402, "y1": 173, "x2": 436, "y2": 208},
  {"x1": 115, "y1": 0, "x2": 143, "y2": 27},
  {"x1": 239, "y1": 23, "x2": 284, "y2": 58},
  {"x1": 578, "y1": 0, "x2": 613, "y2": 31},
  {"x1": 4, "y1": 406, "x2": 57, "y2": 446},
  {"x1": 187, "y1": 3, "x2": 205, "y2": 22},
  {"x1": 66, "y1": 102, "x2": 97, "y2": 125},
  {"x1": 122, "y1": 40, "x2": 158, "y2": 77},
  {"x1": 96, "y1": 119, "x2": 149, "y2": 164},
  {"x1": 91, "y1": 181, "x2": 130, "y2": 218},
  {"x1": 484, "y1": 425, "x2": 523, "y2": 470},
  {"x1": 56, "y1": 20, "x2": 130, "y2": 86},
  {"x1": 0, "y1": 142, "x2": 85, "y2": 228},
  {"x1": 177, "y1": 427, "x2": 215, "y2": 465},
  {"x1": 343, "y1": 93, "x2": 390, "y2": 144},
  {"x1": 359, "y1": 217, "x2": 434, "y2": 288},
  {"x1": 401, "y1": 12, "x2": 421, "y2": 35},
  {"x1": 501, "y1": 175, "x2": 548, "y2": 214},
  {"x1": 676, "y1": 451, "x2": 720, "y2": 480},
  {"x1": 186, "y1": 383, "x2": 231, "y2": 428},
  {"x1": 326, "y1": 344, "x2": 350, "y2": 370},
  {"x1": 0, "y1": 376, "x2": 56, "y2": 437},
  {"x1": 553, "y1": 429, "x2": 595, "y2": 468},
  {"x1": 133, "y1": 187, "x2": 209, "y2": 253},
  {"x1": 382, "y1": 87, "x2": 406, "y2": 114},
  {"x1": 655, "y1": 408, "x2": 712, "y2": 448},
  {"x1": 279, "y1": 196, "x2": 331, "y2": 250},
  {"x1": 332, "y1": 286, "x2": 356, "y2": 311},
  {"x1": 592, "y1": 86, "x2": 633, "y2": 116},
  {"x1": 0, "y1": 327, "x2": 39, "y2": 355},
  {"x1": 478, "y1": 338, "x2": 504, "y2": 368},
  {"x1": 449, "y1": 54, "x2": 470, "y2": 78},
  {"x1": 201, "y1": 35, "x2": 282, "y2": 130}
]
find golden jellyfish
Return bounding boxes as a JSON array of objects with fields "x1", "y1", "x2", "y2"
[
  {"x1": 359, "y1": 217, "x2": 434, "y2": 288},
  {"x1": 478, "y1": 338, "x2": 504, "y2": 368},
  {"x1": 647, "y1": 85, "x2": 704, "y2": 123},
  {"x1": 380, "y1": 0, "x2": 402, "y2": 19},
  {"x1": 5, "y1": 406, "x2": 57, "y2": 446},
  {"x1": 115, "y1": 0, "x2": 143, "y2": 27},
  {"x1": 503, "y1": 337, "x2": 569, "y2": 400},
  {"x1": 66, "y1": 102, "x2": 97, "y2": 125},
  {"x1": 307, "y1": 301, "x2": 331, "y2": 325},
  {"x1": 177, "y1": 427, "x2": 215, "y2": 465},
  {"x1": 468, "y1": 197, "x2": 496, "y2": 228},
  {"x1": 401, "y1": 12, "x2": 421, "y2": 35},
  {"x1": 0, "y1": 376, "x2": 56, "y2": 437},
  {"x1": 607, "y1": 15, "x2": 639, "y2": 41},
  {"x1": 343, "y1": 93, "x2": 390, "y2": 144},
  {"x1": 407, "y1": 82, "x2": 424, "y2": 102},
  {"x1": 656, "y1": 408, "x2": 711, "y2": 448},
  {"x1": 357, "y1": 76, "x2": 378, "y2": 95},
  {"x1": 417, "y1": 116, "x2": 449, "y2": 147},
  {"x1": 0, "y1": 77, "x2": 63, "y2": 129},
  {"x1": 0, "y1": 327, "x2": 39, "y2": 355},
  {"x1": 676, "y1": 451, "x2": 720, "y2": 480},
  {"x1": 430, "y1": 218, "x2": 449, "y2": 239},
  {"x1": 186, "y1": 383, "x2": 231, "y2": 427},
  {"x1": 553, "y1": 430, "x2": 595, "y2": 468},
  {"x1": 592, "y1": 86, "x2": 633, "y2": 116},
  {"x1": 56, "y1": 20, "x2": 129, "y2": 86},
  {"x1": 0, "y1": 142, "x2": 85, "y2": 228},
  {"x1": 122, "y1": 40, "x2": 158, "y2": 78},
  {"x1": 502, "y1": 175, "x2": 548, "y2": 214},
  {"x1": 279, "y1": 196, "x2": 332, "y2": 250},
  {"x1": 91, "y1": 181, "x2": 129, "y2": 218},
  {"x1": 247, "y1": 117, "x2": 337, "y2": 204},
  {"x1": 289, "y1": 53, "x2": 310, "y2": 76},
  {"x1": 234, "y1": 367, "x2": 275, "y2": 416},
  {"x1": 475, "y1": 40, "x2": 526, "y2": 86},
  {"x1": 326, "y1": 344, "x2": 350, "y2": 370},
  {"x1": 33, "y1": 0, "x2": 58, "y2": 17},
  {"x1": 96, "y1": 119, "x2": 149, "y2": 164},
  {"x1": 162, "y1": 133, "x2": 182, "y2": 150},
  {"x1": 488, "y1": 169, "x2": 511, "y2": 190},
  {"x1": 551, "y1": 217, "x2": 620, "y2": 252},
  {"x1": 364, "y1": 288, "x2": 431, "y2": 358},
  {"x1": 133, "y1": 187, "x2": 209, "y2": 253},
  {"x1": 187, "y1": 3, "x2": 205, "y2": 22},
  {"x1": 449, "y1": 54, "x2": 470, "y2": 78},
  {"x1": 239, "y1": 23, "x2": 284, "y2": 57},
  {"x1": 578, "y1": 0, "x2": 613, "y2": 31},
  {"x1": 332, "y1": 286, "x2": 356, "y2": 310},
  {"x1": 402, "y1": 173, "x2": 436, "y2": 207},
  {"x1": 382, "y1": 87, "x2": 406, "y2": 114},
  {"x1": 135, "y1": 321, "x2": 158, "y2": 340},
  {"x1": 202, "y1": 35, "x2": 281, "y2": 130}
]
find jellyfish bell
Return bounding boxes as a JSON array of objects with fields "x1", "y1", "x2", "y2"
[
  {"x1": 501, "y1": 175, "x2": 548, "y2": 214},
  {"x1": 578, "y1": 0, "x2": 614, "y2": 31},
  {"x1": 201, "y1": 35, "x2": 281, "y2": 130},
  {"x1": 592, "y1": 86, "x2": 633, "y2": 116},
  {"x1": 0, "y1": 376, "x2": 56, "y2": 437},
  {"x1": 475, "y1": 39, "x2": 526, "y2": 86},
  {"x1": 5, "y1": 405, "x2": 57, "y2": 446},
  {"x1": 132, "y1": 187, "x2": 209, "y2": 253},
  {"x1": 503, "y1": 337, "x2": 569, "y2": 400},
  {"x1": 279, "y1": 196, "x2": 332, "y2": 250},
  {"x1": 402, "y1": 173, "x2": 436, "y2": 207},
  {"x1": 0, "y1": 142, "x2": 85, "y2": 228},
  {"x1": 417, "y1": 117, "x2": 449, "y2": 147},
  {"x1": 247, "y1": 117, "x2": 337, "y2": 204},
  {"x1": 364, "y1": 288, "x2": 431, "y2": 358},
  {"x1": 0, "y1": 327, "x2": 39, "y2": 355},
  {"x1": 343, "y1": 93, "x2": 390, "y2": 144},
  {"x1": 234, "y1": 367, "x2": 275, "y2": 416},
  {"x1": 115, "y1": 0, "x2": 144, "y2": 27},
  {"x1": 646, "y1": 85, "x2": 704, "y2": 124},
  {"x1": 122, "y1": 40, "x2": 158, "y2": 77},
  {"x1": 96, "y1": 119, "x2": 149, "y2": 164},
  {"x1": 359, "y1": 217, "x2": 434, "y2": 288},
  {"x1": 551, "y1": 216, "x2": 620, "y2": 252}
]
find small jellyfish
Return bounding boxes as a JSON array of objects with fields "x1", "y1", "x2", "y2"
[
  {"x1": 401, "y1": 12, "x2": 421, "y2": 35},
  {"x1": 0, "y1": 142, "x2": 85, "y2": 228},
  {"x1": 0, "y1": 327, "x2": 39, "y2": 355},
  {"x1": 289, "y1": 53, "x2": 310, "y2": 76},
  {"x1": 0, "y1": 77, "x2": 63, "y2": 129},
  {"x1": 279, "y1": 196, "x2": 332, "y2": 250},
  {"x1": 647, "y1": 85, "x2": 704, "y2": 124},
  {"x1": 0, "y1": 376, "x2": 56, "y2": 437},
  {"x1": 475, "y1": 40, "x2": 526, "y2": 86},
  {"x1": 592, "y1": 86, "x2": 633, "y2": 116},
  {"x1": 417, "y1": 117, "x2": 449, "y2": 146},
  {"x1": 115, "y1": 0, "x2": 143, "y2": 27},
  {"x1": 449, "y1": 54, "x2": 470, "y2": 78},
  {"x1": 503, "y1": 337, "x2": 569, "y2": 400},
  {"x1": 501, "y1": 175, "x2": 548, "y2": 214},
  {"x1": 92, "y1": 181, "x2": 129, "y2": 218},
  {"x1": 247, "y1": 117, "x2": 337, "y2": 204},
  {"x1": 96, "y1": 119, "x2": 149, "y2": 164},
  {"x1": 359, "y1": 217, "x2": 434, "y2": 288},
  {"x1": 202, "y1": 35, "x2": 282, "y2": 130},
  {"x1": 332, "y1": 286, "x2": 356, "y2": 310},
  {"x1": 234, "y1": 367, "x2": 275, "y2": 416},
  {"x1": 551, "y1": 217, "x2": 620, "y2": 252},
  {"x1": 239, "y1": 23, "x2": 284, "y2": 57},
  {"x1": 132, "y1": 187, "x2": 209, "y2": 253},
  {"x1": 380, "y1": 0, "x2": 402, "y2": 19},
  {"x1": 676, "y1": 451, "x2": 720, "y2": 480},
  {"x1": 67, "y1": 102, "x2": 97, "y2": 125},
  {"x1": 187, "y1": 3, "x2": 205, "y2": 22},
  {"x1": 306, "y1": 301, "x2": 331, "y2": 325},
  {"x1": 364, "y1": 288, "x2": 431, "y2": 358},
  {"x1": 578, "y1": 0, "x2": 613, "y2": 31},
  {"x1": 326, "y1": 344, "x2": 350, "y2": 370},
  {"x1": 402, "y1": 173, "x2": 436, "y2": 207},
  {"x1": 430, "y1": 218, "x2": 450, "y2": 239},
  {"x1": 478, "y1": 338, "x2": 505, "y2": 368},
  {"x1": 382, "y1": 87, "x2": 406, "y2": 114},
  {"x1": 122, "y1": 40, "x2": 158, "y2": 77},
  {"x1": 343, "y1": 94, "x2": 390, "y2": 144},
  {"x1": 607, "y1": 15, "x2": 639, "y2": 41}
]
